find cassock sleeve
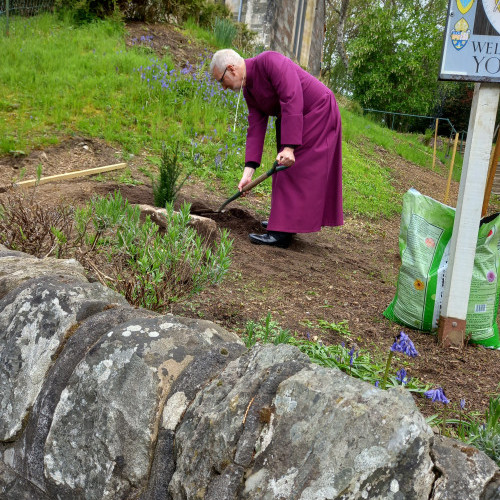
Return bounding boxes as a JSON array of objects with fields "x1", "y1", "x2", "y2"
[
  {"x1": 264, "y1": 53, "x2": 304, "y2": 147},
  {"x1": 245, "y1": 101, "x2": 268, "y2": 166}
]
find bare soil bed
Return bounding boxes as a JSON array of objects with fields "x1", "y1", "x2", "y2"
[{"x1": 0, "y1": 22, "x2": 498, "y2": 424}]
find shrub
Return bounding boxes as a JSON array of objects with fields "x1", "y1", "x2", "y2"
[
  {"x1": 116, "y1": 0, "x2": 230, "y2": 26},
  {"x1": 0, "y1": 191, "x2": 76, "y2": 259},
  {"x1": 55, "y1": 0, "x2": 118, "y2": 23},
  {"x1": 152, "y1": 142, "x2": 188, "y2": 208},
  {"x1": 75, "y1": 192, "x2": 233, "y2": 308},
  {"x1": 0, "y1": 190, "x2": 233, "y2": 309}
]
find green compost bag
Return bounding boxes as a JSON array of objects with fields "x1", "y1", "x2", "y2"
[{"x1": 384, "y1": 188, "x2": 500, "y2": 349}]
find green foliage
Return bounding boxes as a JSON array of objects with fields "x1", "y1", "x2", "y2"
[
  {"x1": 55, "y1": 0, "x2": 118, "y2": 23},
  {"x1": 467, "y1": 395, "x2": 500, "y2": 465},
  {"x1": 325, "y1": 0, "x2": 448, "y2": 117},
  {"x1": 213, "y1": 17, "x2": 237, "y2": 47},
  {"x1": 427, "y1": 394, "x2": 500, "y2": 466},
  {"x1": 75, "y1": 192, "x2": 234, "y2": 308},
  {"x1": 348, "y1": 0, "x2": 447, "y2": 115},
  {"x1": 242, "y1": 314, "x2": 428, "y2": 394},
  {"x1": 116, "y1": 0, "x2": 230, "y2": 26},
  {"x1": 152, "y1": 142, "x2": 188, "y2": 207}
]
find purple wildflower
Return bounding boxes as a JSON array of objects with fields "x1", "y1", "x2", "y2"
[
  {"x1": 349, "y1": 346, "x2": 356, "y2": 366},
  {"x1": 424, "y1": 387, "x2": 450, "y2": 404},
  {"x1": 390, "y1": 331, "x2": 418, "y2": 357},
  {"x1": 375, "y1": 380, "x2": 379, "y2": 387},
  {"x1": 396, "y1": 368, "x2": 409, "y2": 385},
  {"x1": 460, "y1": 398, "x2": 465, "y2": 410}
]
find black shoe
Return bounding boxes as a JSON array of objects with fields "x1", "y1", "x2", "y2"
[
  {"x1": 249, "y1": 231, "x2": 292, "y2": 248},
  {"x1": 261, "y1": 220, "x2": 268, "y2": 229}
]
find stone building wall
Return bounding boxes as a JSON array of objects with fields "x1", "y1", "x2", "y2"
[{"x1": 226, "y1": 0, "x2": 324, "y2": 76}]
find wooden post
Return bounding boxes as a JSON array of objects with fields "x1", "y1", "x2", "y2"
[
  {"x1": 438, "y1": 83, "x2": 500, "y2": 348},
  {"x1": 481, "y1": 127, "x2": 500, "y2": 217},
  {"x1": 443, "y1": 132, "x2": 459, "y2": 205},
  {"x1": 432, "y1": 118, "x2": 439, "y2": 170},
  {"x1": 13, "y1": 163, "x2": 127, "y2": 188}
]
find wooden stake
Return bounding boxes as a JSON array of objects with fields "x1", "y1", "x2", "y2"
[
  {"x1": 432, "y1": 118, "x2": 439, "y2": 170},
  {"x1": 443, "y1": 132, "x2": 459, "y2": 205},
  {"x1": 14, "y1": 163, "x2": 127, "y2": 188},
  {"x1": 481, "y1": 128, "x2": 500, "y2": 217}
]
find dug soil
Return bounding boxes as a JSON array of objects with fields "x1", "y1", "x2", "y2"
[{"x1": 0, "y1": 22, "x2": 498, "y2": 425}]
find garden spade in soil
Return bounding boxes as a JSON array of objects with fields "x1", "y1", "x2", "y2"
[{"x1": 191, "y1": 161, "x2": 289, "y2": 215}]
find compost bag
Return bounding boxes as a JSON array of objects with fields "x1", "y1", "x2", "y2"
[{"x1": 384, "y1": 188, "x2": 500, "y2": 349}]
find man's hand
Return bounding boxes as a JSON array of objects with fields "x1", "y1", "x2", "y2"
[
  {"x1": 277, "y1": 147, "x2": 295, "y2": 167},
  {"x1": 238, "y1": 166, "x2": 255, "y2": 194}
]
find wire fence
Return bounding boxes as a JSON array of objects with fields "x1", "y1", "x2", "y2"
[
  {"x1": 0, "y1": 0, "x2": 54, "y2": 17},
  {"x1": 362, "y1": 108, "x2": 467, "y2": 157},
  {"x1": 0, "y1": 0, "x2": 54, "y2": 34}
]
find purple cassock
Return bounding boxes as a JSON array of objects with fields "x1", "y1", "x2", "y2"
[{"x1": 243, "y1": 51, "x2": 343, "y2": 233}]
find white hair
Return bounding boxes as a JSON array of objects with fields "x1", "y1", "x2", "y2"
[{"x1": 209, "y1": 49, "x2": 244, "y2": 74}]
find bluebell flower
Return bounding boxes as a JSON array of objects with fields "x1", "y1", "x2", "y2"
[
  {"x1": 424, "y1": 387, "x2": 450, "y2": 404},
  {"x1": 349, "y1": 346, "x2": 356, "y2": 366},
  {"x1": 460, "y1": 398, "x2": 465, "y2": 410},
  {"x1": 390, "y1": 331, "x2": 418, "y2": 357},
  {"x1": 396, "y1": 368, "x2": 409, "y2": 385},
  {"x1": 375, "y1": 380, "x2": 379, "y2": 387}
]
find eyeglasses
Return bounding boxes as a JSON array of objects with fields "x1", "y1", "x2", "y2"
[{"x1": 219, "y1": 66, "x2": 228, "y2": 84}]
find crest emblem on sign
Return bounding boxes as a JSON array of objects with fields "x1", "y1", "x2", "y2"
[
  {"x1": 482, "y1": 0, "x2": 500, "y2": 34},
  {"x1": 450, "y1": 18, "x2": 471, "y2": 50},
  {"x1": 457, "y1": 0, "x2": 475, "y2": 14}
]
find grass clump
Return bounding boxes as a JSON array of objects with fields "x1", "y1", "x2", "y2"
[{"x1": 213, "y1": 17, "x2": 237, "y2": 47}]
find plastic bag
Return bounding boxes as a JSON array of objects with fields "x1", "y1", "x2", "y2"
[{"x1": 384, "y1": 188, "x2": 500, "y2": 349}]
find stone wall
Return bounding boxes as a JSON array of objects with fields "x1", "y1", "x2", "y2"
[
  {"x1": 0, "y1": 244, "x2": 499, "y2": 499},
  {"x1": 226, "y1": 0, "x2": 324, "y2": 76}
]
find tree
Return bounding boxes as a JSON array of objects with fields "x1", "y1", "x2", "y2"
[{"x1": 324, "y1": 0, "x2": 449, "y2": 116}]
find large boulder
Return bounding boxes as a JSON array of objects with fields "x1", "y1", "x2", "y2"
[
  {"x1": 0, "y1": 246, "x2": 87, "y2": 299},
  {"x1": 170, "y1": 344, "x2": 435, "y2": 499},
  {"x1": 0, "y1": 248, "x2": 498, "y2": 499},
  {"x1": 0, "y1": 276, "x2": 128, "y2": 442},
  {"x1": 42, "y1": 315, "x2": 245, "y2": 499}
]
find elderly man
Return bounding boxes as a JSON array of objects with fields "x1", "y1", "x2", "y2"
[{"x1": 210, "y1": 49, "x2": 343, "y2": 248}]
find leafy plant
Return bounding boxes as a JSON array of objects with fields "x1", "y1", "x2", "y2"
[
  {"x1": 242, "y1": 314, "x2": 428, "y2": 394},
  {"x1": 213, "y1": 17, "x2": 237, "y2": 47},
  {"x1": 152, "y1": 142, "x2": 188, "y2": 207},
  {"x1": 467, "y1": 395, "x2": 500, "y2": 465},
  {"x1": 75, "y1": 192, "x2": 233, "y2": 308}
]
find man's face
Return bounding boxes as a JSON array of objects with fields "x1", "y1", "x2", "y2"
[{"x1": 213, "y1": 64, "x2": 243, "y2": 91}]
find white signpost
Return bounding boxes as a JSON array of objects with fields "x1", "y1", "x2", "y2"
[{"x1": 438, "y1": 0, "x2": 500, "y2": 347}]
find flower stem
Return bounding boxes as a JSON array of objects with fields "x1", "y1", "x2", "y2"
[
  {"x1": 441, "y1": 405, "x2": 448, "y2": 435},
  {"x1": 381, "y1": 351, "x2": 393, "y2": 390}
]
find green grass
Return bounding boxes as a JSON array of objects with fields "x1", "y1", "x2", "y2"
[{"x1": 0, "y1": 13, "x2": 462, "y2": 221}]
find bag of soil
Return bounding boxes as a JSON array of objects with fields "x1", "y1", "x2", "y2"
[{"x1": 384, "y1": 188, "x2": 500, "y2": 349}]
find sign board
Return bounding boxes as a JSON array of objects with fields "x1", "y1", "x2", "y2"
[{"x1": 440, "y1": 0, "x2": 500, "y2": 82}]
